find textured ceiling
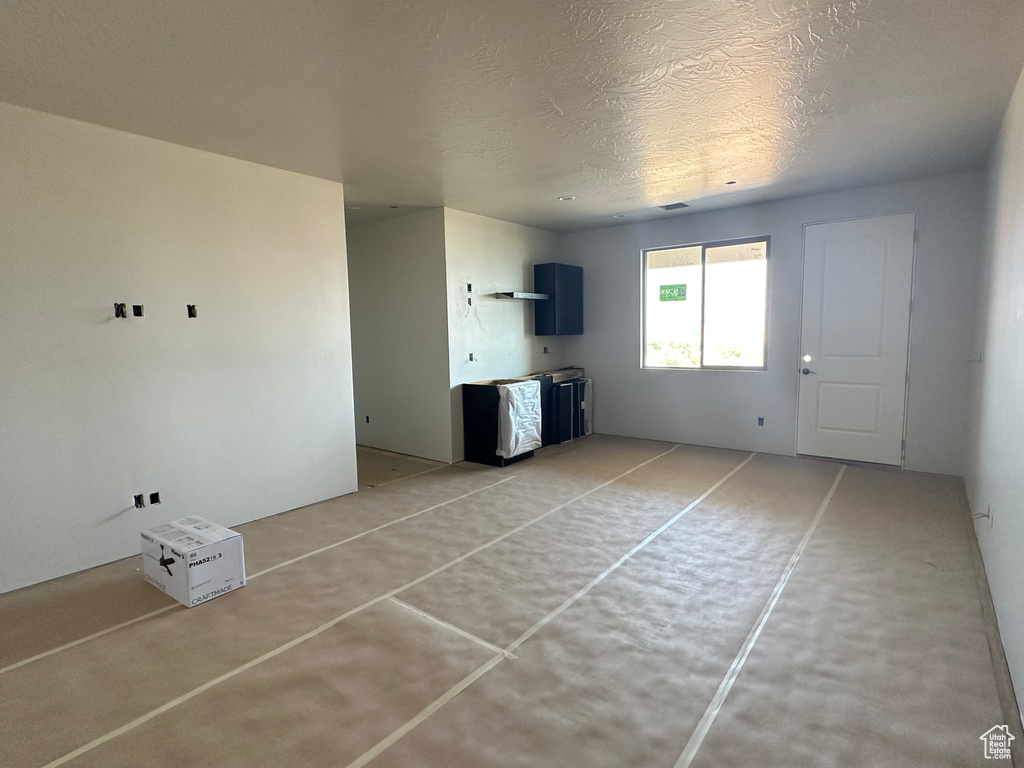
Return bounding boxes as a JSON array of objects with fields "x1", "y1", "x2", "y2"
[{"x1": 0, "y1": 1, "x2": 1022, "y2": 231}]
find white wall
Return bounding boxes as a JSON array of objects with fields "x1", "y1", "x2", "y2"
[
  {"x1": 558, "y1": 171, "x2": 985, "y2": 476},
  {"x1": 967, "y1": 64, "x2": 1024, "y2": 719},
  {"x1": 0, "y1": 102, "x2": 357, "y2": 594},
  {"x1": 444, "y1": 209, "x2": 562, "y2": 461},
  {"x1": 348, "y1": 210, "x2": 453, "y2": 462}
]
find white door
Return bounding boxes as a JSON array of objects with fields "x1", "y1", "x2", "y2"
[{"x1": 797, "y1": 213, "x2": 916, "y2": 465}]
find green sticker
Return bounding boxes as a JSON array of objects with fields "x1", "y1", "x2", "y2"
[{"x1": 659, "y1": 284, "x2": 687, "y2": 301}]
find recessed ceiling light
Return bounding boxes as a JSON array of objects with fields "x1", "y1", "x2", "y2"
[
  {"x1": 725, "y1": 180, "x2": 737, "y2": 185},
  {"x1": 613, "y1": 213, "x2": 627, "y2": 218},
  {"x1": 557, "y1": 195, "x2": 575, "y2": 201}
]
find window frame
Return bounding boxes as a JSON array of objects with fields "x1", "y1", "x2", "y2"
[{"x1": 640, "y1": 235, "x2": 770, "y2": 372}]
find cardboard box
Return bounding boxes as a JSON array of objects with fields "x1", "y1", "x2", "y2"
[{"x1": 140, "y1": 516, "x2": 246, "y2": 607}]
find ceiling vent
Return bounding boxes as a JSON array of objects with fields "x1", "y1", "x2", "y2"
[{"x1": 660, "y1": 202, "x2": 690, "y2": 211}]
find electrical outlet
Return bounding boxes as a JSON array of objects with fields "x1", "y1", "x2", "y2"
[
  {"x1": 467, "y1": 283, "x2": 472, "y2": 292},
  {"x1": 187, "y1": 304, "x2": 197, "y2": 318},
  {"x1": 468, "y1": 297, "x2": 472, "y2": 306},
  {"x1": 150, "y1": 492, "x2": 161, "y2": 505},
  {"x1": 114, "y1": 303, "x2": 127, "y2": 319},
  {"x1": 366, "y1": 415, "x2": 370, "y2": 423},
  {"x1": 469, "y1": 353, "x2": 474, "y2": 361},
  {"x1": 132, "y1": 304, "x2": 144, "y2": 317},
  {"x1": 757, "y1": 417, "x2": 764, "y2": 426},
  {"x1": 543, "y1": 346, "x2": 549, "y2": 353},
  {"x1": 134, "y1": 494, "x2": 145, "y2": 509}
]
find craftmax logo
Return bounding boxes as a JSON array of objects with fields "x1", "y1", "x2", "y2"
[{"x1": 980, "y1": 725, "x2": 1014, "y2": 760}]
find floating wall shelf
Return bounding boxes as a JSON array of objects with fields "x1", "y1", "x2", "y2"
[{"x1": 493, "y1": 292, "x2": 549, "y2": 300}]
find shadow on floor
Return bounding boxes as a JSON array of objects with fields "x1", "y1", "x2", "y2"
[{"x1": 357, "y1": 445, "x2": 446, "y2": 489}]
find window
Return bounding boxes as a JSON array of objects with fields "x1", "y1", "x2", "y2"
[{"x1": 642, "y1": 237, "x2": 768, "y2": 370}]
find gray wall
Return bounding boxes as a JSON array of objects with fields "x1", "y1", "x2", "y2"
[
  {"x1": 967, "y1": 63, "x2": 1024, "y2": 726},
  {"x1": 444, "y1": 209, "x2": 563, "y2": 462},
  {"x1": 347, "y1": 208, "x2": 560, "y2": 464},
  {"x1": 0, "y1": 102, "x2": 357, "y2": 594},
  {"x1": 558, "y1": 171, "x2": 985, "y2": 476},
  {"x1": 348, "y1": 209, "x2": 453, "y2": 462}
]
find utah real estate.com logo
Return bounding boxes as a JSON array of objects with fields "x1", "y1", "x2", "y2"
[{"x1": 980, "y1": 725, "x2": 1014, "y2": 760}]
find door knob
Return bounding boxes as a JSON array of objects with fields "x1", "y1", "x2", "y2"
[{"x1": 801, "y1": 368, "x2": 817, "y2": 375}]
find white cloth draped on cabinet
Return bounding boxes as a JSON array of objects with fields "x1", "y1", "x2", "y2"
[{"x1": 496, "y1": 380, "x2": 543, "y2": 458}]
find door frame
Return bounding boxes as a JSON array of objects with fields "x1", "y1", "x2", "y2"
[{"x1": 793, "y1": 212, "x2": 918, "y2": 468}]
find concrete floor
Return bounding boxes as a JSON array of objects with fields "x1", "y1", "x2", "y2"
[{"x1": 0, "y1": 436, "x2": 1017, "y2": 767}]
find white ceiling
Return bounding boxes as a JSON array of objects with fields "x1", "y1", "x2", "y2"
[{"x1": 1, "y1": 1, "x2": 1021, "y2": 232}]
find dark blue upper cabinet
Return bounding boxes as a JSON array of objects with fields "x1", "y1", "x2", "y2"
[{"x1": 534, "y1": 263, "x2": 583, "y2": 336}]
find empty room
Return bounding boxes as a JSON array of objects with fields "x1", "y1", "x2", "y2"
[{"x1": 3, "y1": 1, "x2": 1024, "y2": 766}]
